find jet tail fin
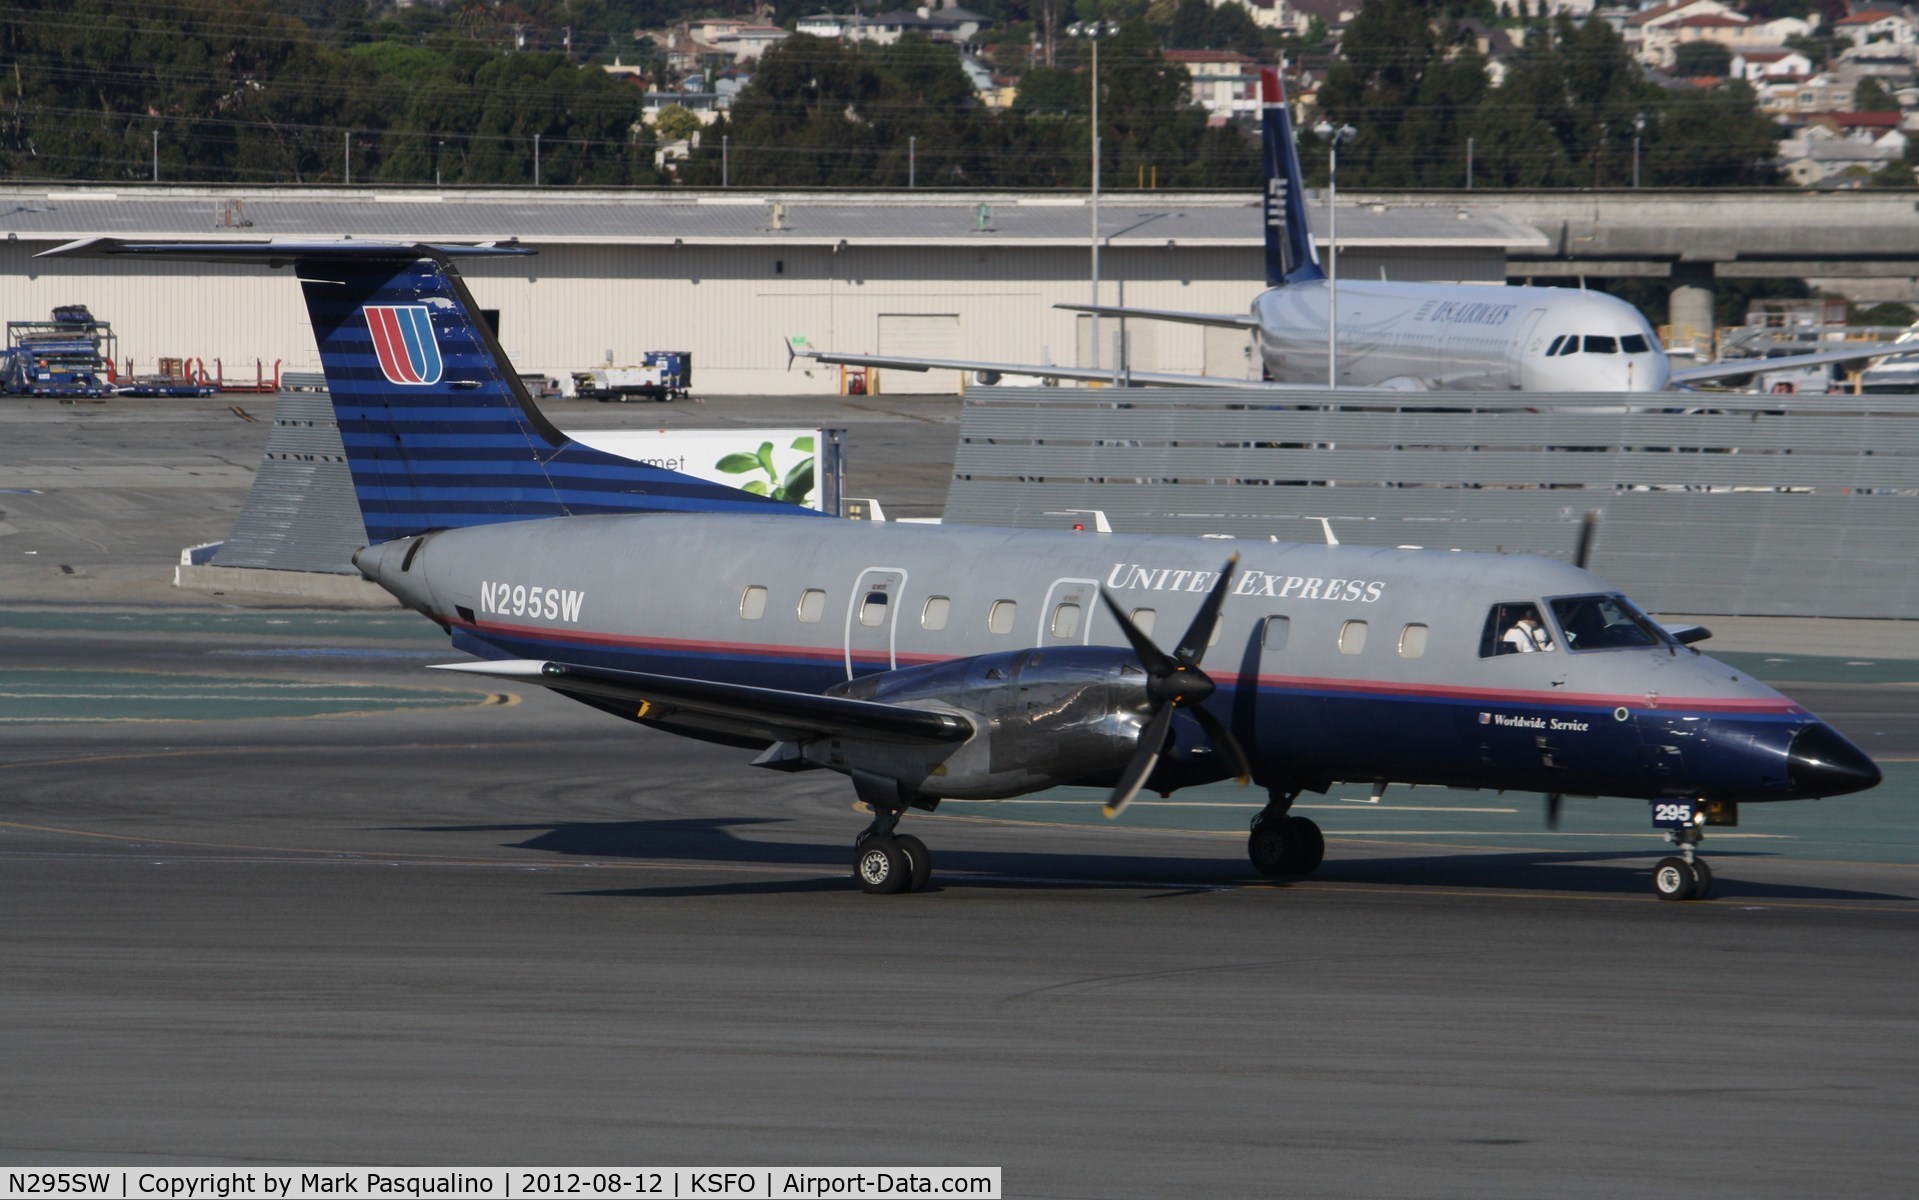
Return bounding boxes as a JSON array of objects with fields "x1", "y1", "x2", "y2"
[
  {"x1": 40, "y1": 239, "x2": 818, "y2": 544},
  {"x1": 1260, "y1": 68, "x2": 1324, "y2": 288}
]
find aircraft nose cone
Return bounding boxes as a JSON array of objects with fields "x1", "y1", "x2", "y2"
[{"x1": 1787, "y1": 723, "x2": 1881, "y2": 796}]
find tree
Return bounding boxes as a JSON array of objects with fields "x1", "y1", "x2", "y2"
[
  {"x1": 654, "y1": 105, "x2": 704, "y2": 143},
  {"x1": 1672, "y1": 40, "x2": 1732, "y2": 78},
  {"x1": 1855, "y1": 76, "x2": 1901, "y2": 113}
]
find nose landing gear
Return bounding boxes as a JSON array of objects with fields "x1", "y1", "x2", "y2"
[{"x1": 1650, "y1": 802, "x2": 1713, "y2": 901}]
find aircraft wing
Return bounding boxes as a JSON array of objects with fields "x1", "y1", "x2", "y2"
[
  {"x1": 1053, "y1": 303, "x2": 1260, "y2": 331},
  {"x1": 431, "y1": 659, "x2": 972, "y2": 745},
  {"x1": 1670, "y1": 343, "x2": 1914, "y2": 386},
  {"x1": 788, "y1": 340, "x2": 1319, "y2": 391}
]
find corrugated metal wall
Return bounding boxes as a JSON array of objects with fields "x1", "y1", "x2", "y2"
[
  {"x1": 212, "y1": 390, "x2": 368, "y2": 574},
  {"x1": 3, "y1": 241, "x2": 1467, "y2": 395},
  {"x1": 944, "y1": 387, "x2": 1919, "y2": 618}
]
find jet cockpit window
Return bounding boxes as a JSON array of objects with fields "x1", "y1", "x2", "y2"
[
  {"x1": 1554, "y1": 337, "x2": 1578, "y2": 356},
  {"x1": 1546, "y1": 335, "x2": 1566, "y2": 356},
  {"x1": 1621, "y1": 334, "x2": 1651, "y2": 354},
  {"x1": 740, "y1": 585, "x2": 768, "y2": 620},
  {"x1": 1548, "y1": 594, "x2": 1668, "y2": 652},
  {"x1": 859, "y1": 590, "x2": 889, "y2": 627},
  {"x1": 1584, "y1": 335, "x2": 1619, "y2": 354},
  {"x1": 1481, "y1": 602, "x2": 1554, "y2": 657}
]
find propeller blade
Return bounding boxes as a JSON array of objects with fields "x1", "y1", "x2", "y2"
[
  {"x1": 1574, "y1": 511, "x2": 1600, "y2": 570},
  {"x1": 1098, "y1": 587, "x2": 1176, "y2": 679},
  {"x1": 1104, "y1": 704, "x2": 1177, "y2": 820},
  {"x1": 1190, "y1": 705, "x2": 1252, "y2": 785},
  {"x1": 1170, "y1": 554, "x2": 1241, "y2": 667},
  {"x1": 1546, "y1": 792, "x2": 1563, "y2": 829}
]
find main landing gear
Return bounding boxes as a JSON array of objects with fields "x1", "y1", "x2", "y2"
[
  {"x1": 1652, "y1": 823, "x2": 1713, "y2": 902},
  {"x1": 1247, "y1": 789, "x2": 1325, "y2": 878},
  {"x1": 850, "y1": 771, "x2": 933, "y2": 895}
]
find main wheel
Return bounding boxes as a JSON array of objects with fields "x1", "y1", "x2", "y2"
[
  {"x1": 1652, "y1": 856, "x2": 1698, "y2": 901},
  {"x1": 1285, "y1": 816, "x2": 1326, "y2": 875},
  {"x1": 1689, "y1": 857, "x2": 1713, "y2": 900},
  {"x1": 855, "y1": 837, "x2": 909, "y2": 895},
  {"x1": 1248, "y1": 818, "x2": 1293, "y2": 876},
  {"x1": 895, "y1": 834, "x2": 933, "y2": 893}
]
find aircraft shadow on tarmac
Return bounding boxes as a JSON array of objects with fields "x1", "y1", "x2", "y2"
[{"x1": 395, "y1": 817, "x2": 1914, "y2": 903}]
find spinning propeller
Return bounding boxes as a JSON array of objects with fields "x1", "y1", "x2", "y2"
[
  {"x1": 1097, "y1": 554, "x2": 1252, "y2": 819},
  {"x1": 1544, "y1": 510, "x2": 1600, "y2": 830}
]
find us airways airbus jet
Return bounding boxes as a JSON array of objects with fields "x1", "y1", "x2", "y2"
[
  {"x1": 793, "y1": 68, "x2": 1897, "y2": 393},
  {"x1": 43, "y1": 237, "x2": 1881, "y2": 900}
]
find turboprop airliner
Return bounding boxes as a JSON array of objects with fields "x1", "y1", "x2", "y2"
[
  {"x1": 43, "y1": 237, "x2": 1881, "y2": 901},
  {"x1": 793, "y1": 68, "x2": 1898, "y2": 393}
]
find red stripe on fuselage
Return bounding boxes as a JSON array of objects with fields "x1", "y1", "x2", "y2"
[{"x1": 450, "y1": 616, "x2": 1809, "y2": 716}]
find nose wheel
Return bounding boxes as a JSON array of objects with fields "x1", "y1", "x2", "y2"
[{"x1": 1651, "y1": 819, "x2": 1713, "y2": 901}]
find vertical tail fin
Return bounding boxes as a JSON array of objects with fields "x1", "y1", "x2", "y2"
[
  {"x1": 1260, "y1": 68, "x2": 1324, "y2": 288},
  {"x1": 39, "y1": 239, "x2": 818, "y2": 544}
]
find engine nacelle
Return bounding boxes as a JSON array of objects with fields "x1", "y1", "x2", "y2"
[{"x1": 813, "y1": 646, "x2": 1152, "y2": 800}]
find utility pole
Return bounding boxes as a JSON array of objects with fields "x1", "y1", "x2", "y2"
[
  {"x1": 1090, "y1": 36, "x2": 1101, "y2": 373},
  {"x1": 345, "y1": 131, "x2": 351, "y2": 185},
  {"x1": 722, "y1": 135, "x2": 729, "y2": 187},
  {"x1": 909, "y1": 136, "x2": 916, "y2": 188},
  {"x1": 152, "y1": 129, "x2": 158, "y2": 182},
  {"x1": 1314, "y1": 121, "x2": 1356, "y2": 388},
  {"x1": 1466, "y1": 136, "x2": 1473, "y2": 190},
  {"x1": 534, "y1": 132, "x2": 541, "y2": 186}
]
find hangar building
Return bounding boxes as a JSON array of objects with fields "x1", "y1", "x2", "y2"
[{"x1": 0, "y1": 186, "x2": 1547, "y2": 395}]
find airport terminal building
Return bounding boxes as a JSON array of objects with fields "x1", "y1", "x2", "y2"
[{"x1": 0, "y1": 185, "x2": 1546, "y2": 395}]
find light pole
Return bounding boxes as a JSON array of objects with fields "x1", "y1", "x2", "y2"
[
  {"x1": 1633, "y1": 112, "x2": 1646, "y2": 189},
  {"x1": 1313, "y1": 120, "x2": 1356, "y2": 388},
  {"x1": 436, "y1": 139, "x2": 445, "y2": 187},
  {"x1": 534, "y1": 132, "x2": 541, "y2": 186}
]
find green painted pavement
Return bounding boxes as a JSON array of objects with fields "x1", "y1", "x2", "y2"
[
  {"x1": 1715, "y1": 651, "x2": 1919, "y2": 685},
  {"x1": 0, "y1": 669, "x2": 487, "y2": 724},
  {"x1": 939, "y1": 763, "x2": 1919, "y2": 866},
  {"x1": 0, "y1": 609, "x2": 441, "y2": 642}
]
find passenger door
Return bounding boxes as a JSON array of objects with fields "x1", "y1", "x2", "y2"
[{"x1": 845, "y1": 567, "x2": 907, "y2": 679}]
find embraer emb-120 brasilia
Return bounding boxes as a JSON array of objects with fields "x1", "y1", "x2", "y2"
[
  {"x1": 792, "y1": 67, "x2": 1898, "y2": 393},
  {"x1": 43, "y1": 237, "x2": 1882, "y2": 900}
]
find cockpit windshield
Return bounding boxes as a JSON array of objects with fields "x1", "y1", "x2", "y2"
[
  {"x1": 1548, "y1": 594, "x2": 1670, "y2": 652},
  {"x1": 1548, "y1": 334, "x2": 1656, "y2": 357}
]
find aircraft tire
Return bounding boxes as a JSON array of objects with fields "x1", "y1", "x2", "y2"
[
  {"x1": 1286, "y1": 816, "x2": 1326, "y2": 874},
  {"x1": 855, "y1": 837, "x2": 909, "y2": 895},
  {"x1": 895, "y1": 834, "x2": 933, "y2": 893},
  {"x1": 1247, "y1": 819, "x2": 1292, "y2": 877},
  {"x1": 1652, "y1": 856, "x2": 1698, "y2": 901},
  {"x1": 1690, "y1": 857, "x2": 1713, "y2": 900}
]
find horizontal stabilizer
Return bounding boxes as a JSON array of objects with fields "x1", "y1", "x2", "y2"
[
  {"x1": 39, "y1": 237, "x2": 533, "y2": 264},
  {"x1": 432, "y1": 659, "x2": 974, "y2": 745}
]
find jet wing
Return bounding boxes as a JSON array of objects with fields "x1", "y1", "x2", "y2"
[
  {"x1": 431, "y1": 659, "x2": 972, "y2": 745},
  {"x1": 787, "y1": 340, "x2": 1320, "y2": 391},
  {"x1": 1053, "y1": 303, "x2": 1260, "y2": 331},
  {"x1": 1670, "y1": 343, "x2": 1913, "y2": 386}
]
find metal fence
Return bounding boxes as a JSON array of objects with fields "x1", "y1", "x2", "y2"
[{"x1": 943, "y1": 387, "x2": 1919, "y2": 618}]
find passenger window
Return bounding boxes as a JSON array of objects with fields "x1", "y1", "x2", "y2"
[
  {"x1": 1263, "y1": 615, "x2": 1290, "y2": 651},
  {"x1": 1584, "y1": 335, "x2": 1618, "y2": 354},
  {"x1": 1130, "y1": 608, "x2": 1156, "y2": 637},
  {"x1": 1480, "y1": 601, "x2": 1553, "y2": 657},
  {"x1": 1338, "y1": 620, "x2": 1368, "y2": 655},
  {"x1": 740, "y1": 585, "x2": 767, "y2": 620},
  {"x1": 1545, "y1": 335, "x2": 1565, "y2": 356},
  {"x1": 921, "y1": 595, "x2": 950, "y2": 631},
  {"x1": 1399, "y1": 623, "x2": 1428, "y2": 658},
  {"x1": 1621, "y1": 334, "x2": 1651, "y2": 354},
  {"x1": 859, "y1": 590, "x2": 889, "y2": 627},
  {"x1": 797, "y1": 588, "x2": 826, "y2": 623},
  {"x1": 1050, "y1": 602, "x2": 1081, "y2": 639},
  {"x1": 988, "y1": 600, "x2": 1017, "y2": 635}
]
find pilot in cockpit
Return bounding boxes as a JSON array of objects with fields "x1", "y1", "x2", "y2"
[{"x1": 1499, "y1": 605, "x2": 1555, "y2": 654}]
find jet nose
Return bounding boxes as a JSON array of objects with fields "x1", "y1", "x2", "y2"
[{"x1": 1787, "y1": 723, "x2": 1882, "y2": 796}]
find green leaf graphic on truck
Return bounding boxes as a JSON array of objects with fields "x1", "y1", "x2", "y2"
[{"x1": 716, "y1": 437, "x2": 816, "y2": 505}]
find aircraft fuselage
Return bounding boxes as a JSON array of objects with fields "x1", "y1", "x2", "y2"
[{"x1": 359, "y1": 514, "x2": 1869, "y2": 807}]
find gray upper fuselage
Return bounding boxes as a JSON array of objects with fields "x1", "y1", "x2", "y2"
[{"x1": 1255, "y1": 279, "x2": 1671, "y2": 392}]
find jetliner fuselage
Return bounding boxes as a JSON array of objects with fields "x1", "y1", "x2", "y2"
[{"x1": 1254, "y1": 279, "x2": 1671, "y2": 391}]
